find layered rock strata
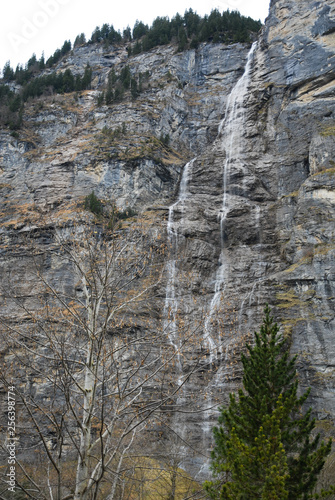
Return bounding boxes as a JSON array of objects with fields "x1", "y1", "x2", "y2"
[{"x1": 0, "y1": 0, "x2": 335, "y2": 484}]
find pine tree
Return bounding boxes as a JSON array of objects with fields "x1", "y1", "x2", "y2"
[
  {"x1": 204, "y1": 305, "x2": 332, "y2": 499},
  {"x1": 84, "y1": 191, "x2": 103, "y2": 215},
  {"x1": 3, "y1": 61, "x2": 14, "y2": 81}
]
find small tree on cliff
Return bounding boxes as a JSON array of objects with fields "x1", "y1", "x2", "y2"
[{"x1": 204, "y1": 305, "x2": 332, "y2": 499}]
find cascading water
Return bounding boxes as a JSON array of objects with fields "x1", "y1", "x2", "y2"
[
  {"x1": 164, "y1": 43, "x2": 257, "y2": 479},
  {"x1": 204, "y1": 42, "x2": 257, "y2": 338},
  {"x1": 163, "y1": 158, "x2": 196, "y2": 467},
  {"x1": 164, "y1": 157, "x2": 196, "y2": 392},
  {"x1": 164, "y1": 158, "x2": 195, "y2": 340},
  {"x1": 197, "y1": 43, "x2": 258, "y2": 477}
]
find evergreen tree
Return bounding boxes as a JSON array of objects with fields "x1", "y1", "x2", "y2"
[
  {"x1": 204, "y1": 305, "x2": 332, "y2": 499},
  {"x1": 170, "y1": 13, "x2": 183, "y2": 38},
  {"x1": 81, "y1": 64, "x2": 92, "y2": 89},
  {"x1": 60, "y1": 39, "x2": 71, "y2": 56},
  {"x1": 105, "y1": 86, "x2": 113, "y2": 104},
  {"x1": 27, "y1": 53, "x2": 37, "y2": 69},
  {"x1": 62, "y1": 68, "x2": 75, "y2": 92},
  {"x1": 141, "y1": 34, "x2": 153, "y2": 52},
  {"x1": 131, "y1": 77, "x2": 138, "y2": 99},
  {"x1": 39, "y1": 53, "x2": 45, "y2": 70},
  {"x1": 177, "y1": 26, "x2": 188, "y2": 51},
  {"x1": 2, "y1": 61, "x2": 14, "y2": 81},
  {"x1": 132, "y1": 40, "x2": 142, "y2": 55},
  {"x1": 91, "y1": 26, "x2": 102, "y2": 43},
  {"x1": 132, "y1": 20, "x2": 149, "y2": 40},
  {"x1": 97, "y1": 91, "x2": 105, "y2": 106},
  {"x1": 74, "y1": 33, "x2": 86, "y2": 47},
  {"x1": 84, "y1": 191, "x2": 103, "y2": 215},
  {"x1": 100, "y1": 23, "x2": 110, "y2": 40},
  {"x1": 123, "y1": 26, "x2": 132, "y2": 42},
  {"x1": 120, "y1": 65, "x2": 131, "y2": 89}
]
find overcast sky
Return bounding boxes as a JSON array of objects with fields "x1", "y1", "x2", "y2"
[{"x1": 1, "y1": 0, "x2": 270, "y2": 71}]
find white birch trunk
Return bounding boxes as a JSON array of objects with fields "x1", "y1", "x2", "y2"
[
  {"x1": 74, "y1": 280, "x2": 96, "y2": 500},
  {"x1": 74, "y1": 343, "x2": 95, "y2": 500}
]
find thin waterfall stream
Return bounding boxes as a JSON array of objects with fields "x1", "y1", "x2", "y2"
[
  {"x1": 204, "y1": 42, "x2": 257, "y2": 341},
  {"x1": 197, "y1": 43, "x2": 258, "y2": 477},
  {"x1": 163, "y1": 158, "x2": 196, "y2": 463},
  {"x1": 163, "y1": 43, "x2": 257, "y2": 477},
  {"x1": 164, "y1": 158, "x2": 195, "y2": 373}
]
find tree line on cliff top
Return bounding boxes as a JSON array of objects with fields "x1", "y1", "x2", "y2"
[
  {"x1": 0, "y1": 8, "x2": 261, "y2": 131},
  {"x1": 2, "y1": 8, "x2": 261, "y2": 85}
]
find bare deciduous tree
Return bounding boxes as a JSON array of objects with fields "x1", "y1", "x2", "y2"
[{"x1": 0, "y1": 213, "x2": 201, "y2": 500}]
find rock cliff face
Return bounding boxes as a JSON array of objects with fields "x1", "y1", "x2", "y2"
[
  {"x1": 171, "y1": 0, "x2": 335, "y2": 466},
  {"x1": 186, "y1": 0, "x2": 335, "y2": 412},
  {"x1": 1, "y1": 0, "x2": 335, "y2": 483},
  {"x1": 0, "y1": 42, "x2": 250, "y2": 212}
]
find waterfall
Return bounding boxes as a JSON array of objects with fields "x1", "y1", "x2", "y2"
[
  {"x1": 164, "y1": 158, "x2": 195, "y2": 353},
  {"x1": 163, "y1": 43, "x2": 257, "y2": 479},
  {"x1": 196, "y1": 44, "x2": 257, "y2": 471},
  {"x1": 163, "y1": 159, "x2": 195, "y2": 467},
  {"x1": 205, "y1": 42, "x2": 257, "y2": 338}
]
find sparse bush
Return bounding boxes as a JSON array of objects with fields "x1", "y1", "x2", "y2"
[
  {"x1": 118, "y1": 207, "x2": 137, "y2": 219},
  {"x1": 107, "y1": 204, "x2": 137, "y2": 230},
  {"x1": 84, "y1": 191, "x2": 103, "y2": 216},
  {"x1": 159, "y1": 133, "x2": 170, "y2": 146}
]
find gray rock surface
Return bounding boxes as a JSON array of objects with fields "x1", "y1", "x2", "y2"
[
  {"x1": 157, "y1": 0, "x2": 335, "y2": 478},
  {"x1": 0, "y1": 0, "x2": 335, "y2": 485}
]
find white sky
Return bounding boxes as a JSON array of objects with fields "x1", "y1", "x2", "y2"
[{"x1": 0, "y1": 0, "x2": 270, "y2": 72}]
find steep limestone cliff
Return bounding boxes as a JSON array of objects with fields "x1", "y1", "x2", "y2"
[
  {"x1": 0, "y1": 42, "x2": 249, "y2": 212},
  {"x1": 0, "y1": 0, "x2": 335, "y2": 487},
  {"x1": 169, "y1": 0, "x2": 335, "y2": 476}
]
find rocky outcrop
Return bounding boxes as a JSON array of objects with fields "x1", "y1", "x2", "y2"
[
  {"x1": 0, "y1": 42, "x2": 250, "y2": 215},
  {"x1": 170, "y1": 0, "x2": 335, "y2": 460},
  {"x1": 0, "y1": 0, "x2": 335, "y2": 485}
]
